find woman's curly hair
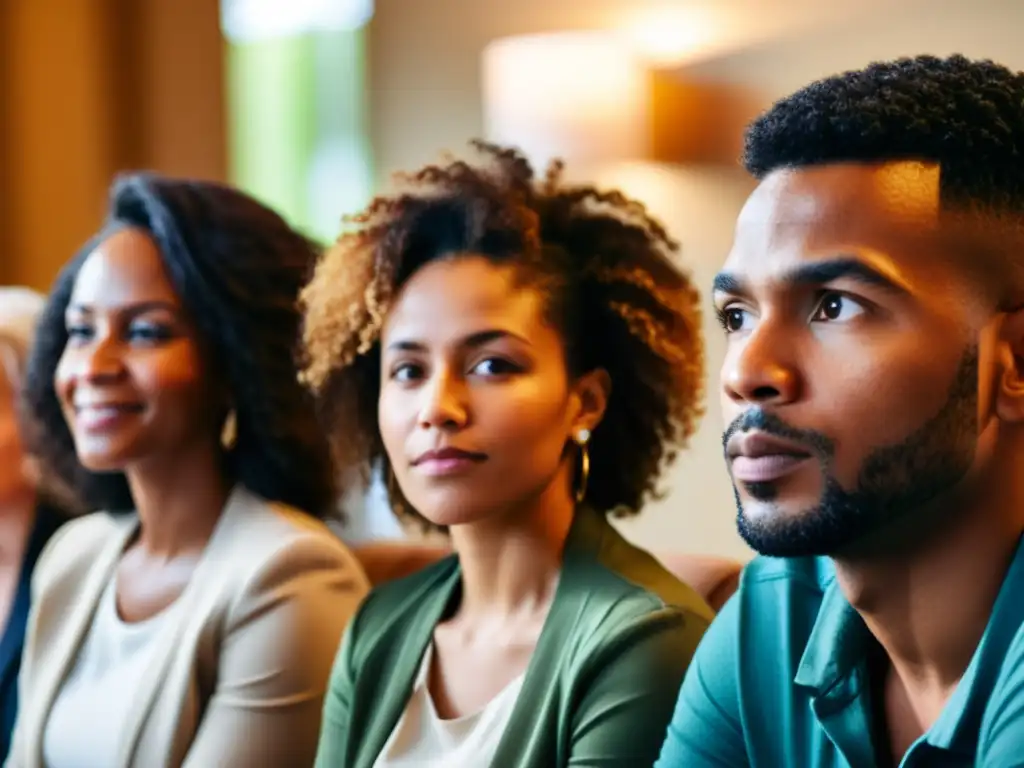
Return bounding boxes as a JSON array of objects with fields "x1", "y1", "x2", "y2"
[
  {"x1": 300, "y1": 141, "x2": 704, "y2": 523},
  {"x1": 24, "y1": 173, "x2": 337, "y2": 517}
]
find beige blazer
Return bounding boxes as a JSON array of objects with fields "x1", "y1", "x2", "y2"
[{"x1": 6, "y1": 486, "x2": 370, "y2": 768}]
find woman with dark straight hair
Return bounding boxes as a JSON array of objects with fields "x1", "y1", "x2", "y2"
[{"x1": 7, "y1": 174, "x2": 369, "y2": 768}]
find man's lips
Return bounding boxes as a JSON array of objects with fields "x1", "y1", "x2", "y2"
[{"x1": 728, "y1": 432, "x2": 812, "y2": 484}]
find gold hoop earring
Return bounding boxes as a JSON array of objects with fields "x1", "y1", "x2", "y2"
[
  {"x1": 220, "y1": 409, "x2": 237, "y2": 450},
  {"x1": 574, "y1": 428, "x2": 590, "y2": 504}
]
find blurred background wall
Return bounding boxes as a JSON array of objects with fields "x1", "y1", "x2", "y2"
[{"x1": 3, "y1": 0, "x2": 1021, "y2": 557}]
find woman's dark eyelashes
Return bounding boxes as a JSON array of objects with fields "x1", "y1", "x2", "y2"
[
  {"x1": 390, "y1": 361, "x2": 423, "y2": 382},
  {"x1": 64, "y1": 321, "x2": 175, "y2": 344},
  {"x1": 388, "y1": 355, "x2": 523, "y2": 382},
  {"x1": 127, "y1": 323, "x2": 174, "y2": 342},
  {"x1": 471, "y1": 356, "x2": 521, "y2": 376},
  {"x1": 65, "y1": 324, "x2": 92, "y2": 341}
]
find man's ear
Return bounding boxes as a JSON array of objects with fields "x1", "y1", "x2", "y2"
[
  {"x1": 570, "y1": 368, "x2": 611, "y2": 437},
  {"x1": 995, "y1": 308, "x2": 1024, "y2": 424}
]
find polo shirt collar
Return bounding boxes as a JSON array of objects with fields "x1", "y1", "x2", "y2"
[
  {"x1": 793, "y1": 569, "x2": 878, "y2": 766},
  {"x1": 794, "y1": 535, "x2": 1024, "y2": 757},
  {"x1": 794, "y1": 570, "x2": 870, "y2": 698}
]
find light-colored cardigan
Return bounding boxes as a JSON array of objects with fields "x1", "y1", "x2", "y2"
[{"x1": 5, "y1": 486, "x2": 370, "y2": 768}]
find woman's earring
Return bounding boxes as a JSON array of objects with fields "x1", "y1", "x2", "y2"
[
  {"x1": 574, "y1": 428, "x2": 590, "y2": 504},
  {"x1": 20, "y1": 455, "x2": 41, "y2": 488},
  {"x1": 220, "y1": 409, "x2": 237, "y2": 450}
]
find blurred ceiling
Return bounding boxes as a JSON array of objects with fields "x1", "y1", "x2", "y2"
[
  {"x1": 409, "y1": 0, "x2": 933, "y2": 68},
  {"x1": 595, "y1": 0, "x2": 928, "y2": 67}
]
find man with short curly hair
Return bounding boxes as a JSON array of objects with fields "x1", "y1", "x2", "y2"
[{"x1": 658, "y1": 54, "x2": 1024, "y2": 766}]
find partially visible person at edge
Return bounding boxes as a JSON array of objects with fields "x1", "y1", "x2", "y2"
[
  {"x1": 6, "y1": 174, "x2": 370, "y2": 768},
  {"x1": 656, "y1": 54, "x2": 1024, "y2": 768},
  {"x1": 0, "y1": 289, "x2": 71, "y2": 763},
  {"x1": 301, "y1": 142, "x2": 713, "y2": 768}
]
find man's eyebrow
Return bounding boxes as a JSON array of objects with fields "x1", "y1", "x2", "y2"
[
  {"x1": 712, "y1": 258, "x2": 909, "y2": 296},
  {"x1": 711, "y1": 272, "x2": 745, "y2": 296}
]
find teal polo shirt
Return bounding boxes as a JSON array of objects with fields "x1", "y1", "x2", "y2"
[{"x1": 656, "y1": 539, "x2": 1024, "y2": 767}]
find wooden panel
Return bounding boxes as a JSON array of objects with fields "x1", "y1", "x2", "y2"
[{"x1": 0, "y1": 0, "x2": 226, "y2": 292}]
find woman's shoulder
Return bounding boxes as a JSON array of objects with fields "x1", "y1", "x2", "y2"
[
  {"x1": 535, "y1": 518, "x2": 714, "y2": 684},
  {"x1": 234, "y1": 491, "x2": 346, "y2": 552},
  {"x1": 343, "y1": 554, "x2": 458, "y2": 654},
  {"x1": 219, "y1": 489, "x2": 371, "y2": 596},
  {"x1": 568, "y1": 514, "x2": 715, "y2": 626},
  {"x1": 26, "y1": 511, "x2": 131, "y2": 608},
  {"x1": 50, "y1": 508, "x2": 127, "y2": 541},
  {"x1": 35, "y1": 512, "x2": 129, "y2": 575},
  {"x1": 550, "y1": 533, "x2": 713, "y2": 694}
]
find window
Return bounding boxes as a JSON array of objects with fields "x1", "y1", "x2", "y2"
[{"x1": 221, "y1": 0, "x2": 374, "y2": 242}]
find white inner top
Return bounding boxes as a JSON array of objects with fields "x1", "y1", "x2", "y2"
[
  {"x1": 372, "y1": 643, "x2": 525, "y2": 768},
  {"x1": 43, "y1": 576, "x2": 179, "y2": 768}
]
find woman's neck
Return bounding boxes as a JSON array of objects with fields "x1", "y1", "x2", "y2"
[
  {"x1": 450, "y1": 474, "x2": 576, "y2": 619},
  {"x1": 125, "y1": 442, "x2": 230, "y2": 558}
]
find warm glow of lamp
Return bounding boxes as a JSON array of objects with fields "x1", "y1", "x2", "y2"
[
  {"x1": 620, "y1": 6, "x2": 718, "y2": 67},
  {"x1": 482, "y1": 32, "x2": 650, "y2": 170}
]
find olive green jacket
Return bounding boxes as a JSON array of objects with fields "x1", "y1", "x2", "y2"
[{"x1": 314, "y1": 508, "x2": 714, "y2": 767}]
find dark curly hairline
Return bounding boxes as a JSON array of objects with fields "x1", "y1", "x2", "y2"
[
  {"x1": 23, "y1": 174, "x2": 337, "y2": 518},
  {"x1": 743, "y1": 54, "x2": 1024, "y2": 217},
  {"x1": 303, "y1": 142, "x2": 705, "y2": 530}
]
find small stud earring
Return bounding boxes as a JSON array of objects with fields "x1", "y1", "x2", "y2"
[{"x1": 576, "y1": 428, "x2": 590, "y2": 445}]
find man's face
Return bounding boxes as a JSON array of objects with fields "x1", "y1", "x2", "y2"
[{"x1": 716, "y1": 161, "x2": 994, "y2": 558}]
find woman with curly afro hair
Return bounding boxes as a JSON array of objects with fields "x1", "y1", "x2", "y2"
[
  {"x1": 303, "y1": 142, "x2": 713, "y2": 768},
  {"x1": 9, "y1": 174, "x2": 369, "y2": 768}
]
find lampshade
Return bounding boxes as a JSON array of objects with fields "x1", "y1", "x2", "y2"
[{"x1": 481, "y1": 32, "x2": 650, "y2": 170}]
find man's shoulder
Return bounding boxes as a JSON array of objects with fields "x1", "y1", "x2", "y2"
[
  {"x1": 739, "y1": 554, "x2": 835, "y2": 601},
  {"x1": 710, "y1": 555, "x2": 834, "y2": 653},
  {"x1": 979, "y1": 617, "x2": 1024, "y2": 759},
  {"x1": 664, "y1": 555, "x2": 839, "y2": 767},
  {"x1": 975, "y1": 538, "x2": 1024, "y2": 760}
]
